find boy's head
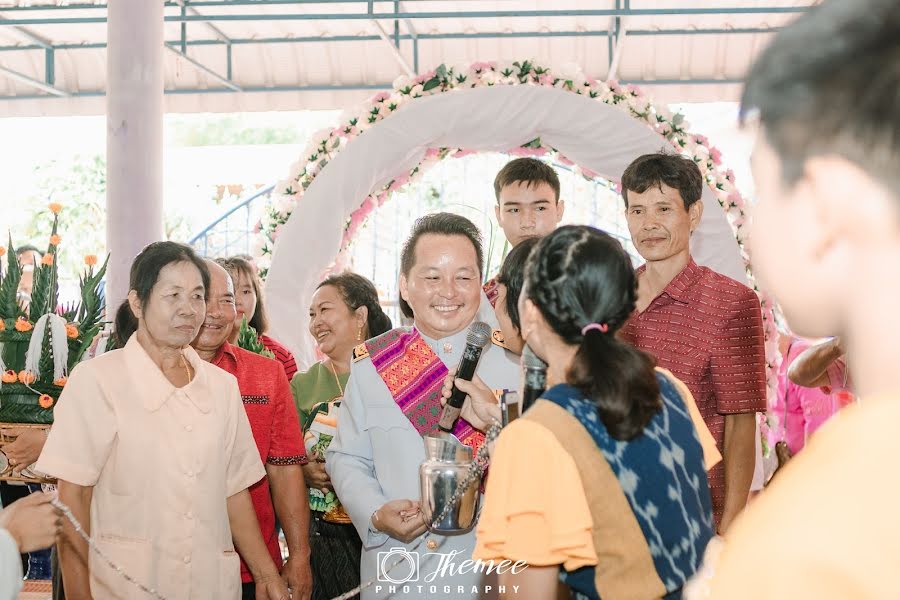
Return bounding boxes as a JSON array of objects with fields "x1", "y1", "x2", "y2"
[
  {"x1": 741, "y1": 0, "x2": 900, "y2": 338},
  {"x1": 494, "y1": 158, "x2": 565, "y2": 246}
]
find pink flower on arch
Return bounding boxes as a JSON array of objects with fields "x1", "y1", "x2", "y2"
[
  {"x1": 710, "y1": 147, "x2": 723, "y2": 165},
  {"x1": 388, "y1": 175, "x2": 410, "y2": 193}
]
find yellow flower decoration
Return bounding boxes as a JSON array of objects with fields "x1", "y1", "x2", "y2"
[
  {"x1": 14, "y1": 318, "x2": 33, "y2": 332},
  {"x1": 17, "y1": 370, "x2": 36, "y2": 385},
  {"x1": 38, "y1": 394, "x2": 55, "y2": 409},
  {"x1": 53, "y1": 377, "x2": 68, "y2": 387},
  {"x1": 41, "y1": 254, "x2": 53, "y2": 266},
  {"x1": 84, "y1": 254, "x2": 98, "y2": 267},
  {"x1": 49, "y1": 234, "x2": 62, "y2": 246},
  {"x1": 48, "y1": 202, "x2": 62, "y2": 214},
  {"x1": 1, "y1": 370, "x2": 16, "y2": 384},
  {"x1": 65, "y1": 323, "x2": 79, "y2": 339}
]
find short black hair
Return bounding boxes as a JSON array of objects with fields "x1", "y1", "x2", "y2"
[
  {"x1": 398, "y1": 213, "x2": 484, "y2": 318},
  {"x1": 621, "y1": 153, "x2": 703, "y2": 210},
  {"x1": 318, "y1": 271, "x2": 393, "y2": 338},
  {"x1": 741, "y1": 0, "x2": 900, "y2": 194},
  {"x1": 114, "y1": 242, "x2": 210, "y2": 346},
  {"x1": 496, "y1": 236, "x2": 540, "y2": 332},
  {"x1": 494, "y1": 158, "x2": 561, "y2": 205}
]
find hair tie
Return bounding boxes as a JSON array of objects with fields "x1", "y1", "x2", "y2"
[{"x1": 581, "y1": 322, "x2": 609, "y2": 335}]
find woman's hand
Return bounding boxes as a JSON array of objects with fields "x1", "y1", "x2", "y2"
[
  {"x1": 256, "y1": 571, "x2": 291, "y2": 600},
  {"x1": 1, "y1": 427, "x2": 47, "y2": 475},
  {"x1": 440, "y1": 369, "x2": 502, "y2": 432},
  {"x1": 0, "y1": 491, "x2": 62, "y2": 553},
  {"x1": 301, "y1": 453, "x2": 332, "y2": 494}
]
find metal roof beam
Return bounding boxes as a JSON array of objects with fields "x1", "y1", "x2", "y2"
[
  {"x1": 371, "y1": 19, "x2": 415, "y2": 76},
  {"x1": 0, "y1": 27, "x2": 784, "y2": 52},
  {"x1": 0, "y1": 6, "x2": 814, "y2": 26},
  {"x1": 0, "y1": 77, "x2": 747, "y2": 102},
  {"x1": 0, "y1": 63, "x2": 69, "y2": 96},
  {"x1": 171, "y1": 0, "x2": 232, "y2": 44},
  {"x1": 0, "y1": 0, "x2": 816, "y2": 9},
  {"x1": 369, "y1": 0, "x2": 415, "y2": 77},
  {"x1": 164, "y1": 43, "x2": 242, "y2": 91},
  {"x1": 0, "y1": 16, "x2": 53, "y2": 49}
]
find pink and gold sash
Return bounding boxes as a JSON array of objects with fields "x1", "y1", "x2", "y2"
[
  {"x1": 483, "y1": 277, "x2": 500, "y2": 309},
  {"x1": 367, "y1": 327, "x2": 485, "y2": 454}
]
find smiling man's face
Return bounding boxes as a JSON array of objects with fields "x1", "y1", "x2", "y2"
[
  {"x1": 191, "y1": 260, "x2": 236, "y2": 355},
  {"x1": 625, "y1": 183, "x2": 701, "y2": 264}
]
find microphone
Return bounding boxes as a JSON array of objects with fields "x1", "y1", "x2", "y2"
[
  {"x1": 438, "y1": 321, "x2": 492, "y2": 432},
  {"x1": 520, "y1": 344, "x2": 547, "y2": 413}
]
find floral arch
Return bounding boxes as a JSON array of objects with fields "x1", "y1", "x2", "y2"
[{"x1": 258, "y1": 61, "x2": 779, "y2": 413}]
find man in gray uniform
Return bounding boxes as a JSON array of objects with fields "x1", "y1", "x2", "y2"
[{"x1": 327, "y1": 213, "x2": 519, "y2": 600}]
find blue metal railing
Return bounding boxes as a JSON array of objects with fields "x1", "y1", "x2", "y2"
[{"x1": 188, "y1": 184, "x2": 274, "y2": 258}]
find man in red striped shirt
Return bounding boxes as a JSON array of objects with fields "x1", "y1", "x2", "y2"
[{"x1": 619, "y1": 153, "x2": 767, "y2": 533}]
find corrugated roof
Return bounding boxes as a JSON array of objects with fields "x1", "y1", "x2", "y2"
[{"x1": 0, "y1": 0, "x2": 816, "y2": 116}]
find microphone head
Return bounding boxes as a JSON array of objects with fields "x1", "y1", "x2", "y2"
[
  {"x1": 466, "y1": 321, "x2": 492, "y2": 349},
  {"x1": 522, "y1": 344, "x2": 547, "y2": 370}
]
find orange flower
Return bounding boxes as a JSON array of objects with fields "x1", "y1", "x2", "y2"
[
  {"x1": 0, "y1": 320, "x2": 4, "y2": 332},
  {"x1": 17, "y1": 371, "x2": 35, "y2": 385},
  {"x1": 41, "y1": 254, "x2": 53, "y2": 266},
  {"x1": 1, "y1": 370, "x2": 16, "y2": 384},
  {"x1": 0, "y1": 247, "x2": 5, "y2": 258},
  {"x1": 84, "y1": 254, "x2": 98, "y2": 267},
  {"x1": 49, "y1": 234, "x2": 62, "y2": 246},
  {"x1": 48, "y1": 202, "x2": 62, "y2": 214},
  {"x1": 66, "y1": 323, "x2": 79, "y2": 338},
  {"x1": 53, "y1": 377, "x2": 67, "y2": 387},
  {"x1": 14, "y1": 318, "x2": 33, "y2": 332},
  {"x1": 38, "y1": 394, "x2": 54, "y2": 409}
]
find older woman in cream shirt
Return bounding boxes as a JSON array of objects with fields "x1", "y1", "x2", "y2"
[{"x1": 37, "y1": 242, "x2": 289, "y2": 600}]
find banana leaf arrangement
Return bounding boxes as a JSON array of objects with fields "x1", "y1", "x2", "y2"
[{"x1": 0, "y1": 203, "x2": 108, "y2": 424}]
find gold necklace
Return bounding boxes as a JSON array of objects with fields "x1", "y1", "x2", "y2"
[
  {"x1": 180, "y1": 353, "x2": 192, "y2": 385},
  {"x1": 327, "y1": 360, "x2": 345, "y2": 397}
]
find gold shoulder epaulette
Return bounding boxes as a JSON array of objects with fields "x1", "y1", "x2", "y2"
[
  {"x1": 352, "y1": 343, "x2": 370, "y2": 362},
  {"x1": 491, "y1": 329, "x2": 509, "y2": 350}
]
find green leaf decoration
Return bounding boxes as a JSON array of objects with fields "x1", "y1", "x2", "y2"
[
  {"x1": 422, "y1": 76, "x2": 441, "y2": 92},
  {"x1": 0, "y1": 234, "x2": 22, "y2": 319},
  {"x1": 236, "y1": 317, "x2": 275, "y2": 359}
]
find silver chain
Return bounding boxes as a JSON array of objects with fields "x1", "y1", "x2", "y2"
[
  {"x1": 329, "y1": 422, "x2": 502, "y2": 600},
  {"x1": 47, "y1": 422, "x2": 502, "y2": 600},
  {"x1": 51, "y1": 497, "x2": 167, "y2": 600}
]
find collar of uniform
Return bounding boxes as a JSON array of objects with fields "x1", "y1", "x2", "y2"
[
  {"x1": 417, "y1": 326, "x2": 468, "y2": 356},
  {"x1": 637, "y1": 257, "x2": 702, "y2": 308},
  {"x1": 124, "y1": 335, "x2": 212, "y2": 413}
]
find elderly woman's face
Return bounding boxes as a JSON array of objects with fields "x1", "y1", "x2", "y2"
[{"x1": 137, "y1": 261, "x2": 207, "y2": 348}]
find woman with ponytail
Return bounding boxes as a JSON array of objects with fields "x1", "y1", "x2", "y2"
[{"x1": 473, "y1": 226, "x2": 719, "y2": 600}]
